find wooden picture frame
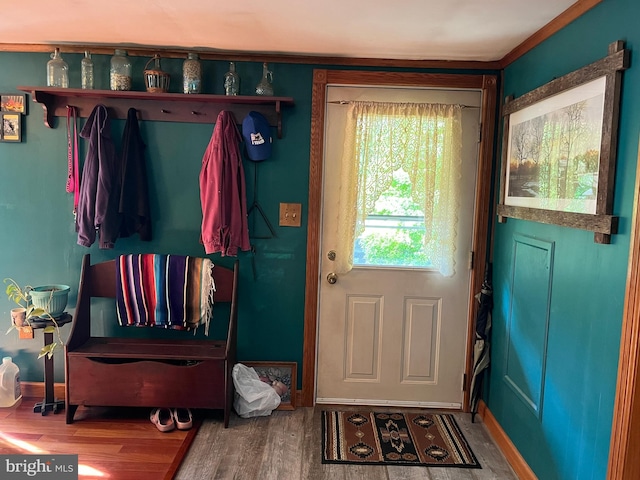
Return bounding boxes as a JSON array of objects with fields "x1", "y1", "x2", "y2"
[
  {"x1": 1, "y1": 113, "x2": 22, "y2": 142},
  {"x1": 497, "y1": 41, "x2": 629, "y2": 244},
  {"x1": 1, "y1": 93, "x2": 27, "y2": 114},
  {"x1": 243, "y1": 361, "x2": 297, "y2": 410}
]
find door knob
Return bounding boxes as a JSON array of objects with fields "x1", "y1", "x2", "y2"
[{"x1": 327, "y1": 272, "x2": 338, "y2": 284}]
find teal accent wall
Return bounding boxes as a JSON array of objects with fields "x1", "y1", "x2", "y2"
[
  {"x1": 489, "y1": 0, "x2": 640, "y2": 478},
  {"x1": 0, "y1": 53, "x2": 496, "y2": 392},
  {"x1": 7, "y1": 14, "x2": 630, "y2": 477},
  {"x1": 0, "y1": 53, "x2": 315, "y2": 385}
]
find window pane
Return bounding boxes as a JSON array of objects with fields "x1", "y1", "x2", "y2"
[{"x1": 353, "y1": 169, "x2": 432, "y2": 268}]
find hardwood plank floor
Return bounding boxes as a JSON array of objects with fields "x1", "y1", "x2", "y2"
[
  {"x1": 0, "y1": 397, "x2": 197, "y2": 480},
  {"x1": 176, "y1": 406, "x2": 519, "y2": 480}
]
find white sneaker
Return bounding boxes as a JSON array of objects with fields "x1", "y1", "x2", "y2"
[
  {"x1": 150, "y1": 408, "x2": 175, "y2": 432},
  {"x1": 171, "y1": 408, "x2": 193, "y2": 430}
]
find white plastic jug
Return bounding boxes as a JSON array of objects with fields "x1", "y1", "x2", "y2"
[{"x1": 0, "y1": 356, "x2": 22, "y2": 408}]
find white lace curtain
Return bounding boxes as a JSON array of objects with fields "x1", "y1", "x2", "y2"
[{"x1": 335, "y1": 101, "x2": 463, "y2": 276}]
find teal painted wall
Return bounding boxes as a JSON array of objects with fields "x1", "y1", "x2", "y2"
[
  {"x1": 489, "y1": 0, "x2": 639, "y2": 478},
  {"x1": 0, "y1": 53, "x2": 315, "y2": 385},
  {"x1": 1, "y1": 9, "x2": 632, "y2": 480},
  {"x1": 0, "y1": 52, "x2": 496, "y2": 392}
]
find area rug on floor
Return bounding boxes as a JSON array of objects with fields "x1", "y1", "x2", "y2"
[{"x1": 322, "y1": 410, "x2": 481, "y2": 468}]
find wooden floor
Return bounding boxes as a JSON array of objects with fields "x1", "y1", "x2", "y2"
[
  {"x1": 0, "y1": 397, "x2": 518, "y2": 479},
  {"x1": 176, "y1": 405, "x2": 519, "y2": 480},
  {"x1": 0, "y1": 396, "x2": 198, "y2": 480}
]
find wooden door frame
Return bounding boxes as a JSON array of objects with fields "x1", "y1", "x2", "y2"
[
  {"x1": 300, "y1": 69, "x2": 498, "y2": 408},
  {"x1": 607, "y1": 142, "x2": 640, "y2": 479}
]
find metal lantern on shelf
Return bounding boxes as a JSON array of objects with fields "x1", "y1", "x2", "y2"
[{"x1": 143, "y1": 54, "x2": 170, "y2": 93}]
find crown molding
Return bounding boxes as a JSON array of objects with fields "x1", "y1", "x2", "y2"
[{"x1": 500, "y1": 0, "x2": 603, "y2": 68}]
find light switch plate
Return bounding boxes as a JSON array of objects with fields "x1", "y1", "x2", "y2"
[{"x1": 279, "y1": 203, "x2": 302, "y2": 227}]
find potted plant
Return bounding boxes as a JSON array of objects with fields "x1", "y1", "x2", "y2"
[{"x1": 4, "y1": 278, "x2": 68, "y2": 359}]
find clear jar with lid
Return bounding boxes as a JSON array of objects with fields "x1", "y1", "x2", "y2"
[
  {"x1": 183, "y1": 53, "x2": 202, "y2": 94},
  {"x1": 110, "y1": 49, "x2": 132, "y2": 91},
  {"x1": 47, "y1": 48, "x2": 69, "y2": 88}
]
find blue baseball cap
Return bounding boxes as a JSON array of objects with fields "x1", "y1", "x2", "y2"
[{"x1": 242, "y1": 111, "x2": 272, "y2": 161}]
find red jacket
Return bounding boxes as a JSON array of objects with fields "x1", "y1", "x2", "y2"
[{"x1": 199, "y1": 111, "x2": 250, "y2": 256}]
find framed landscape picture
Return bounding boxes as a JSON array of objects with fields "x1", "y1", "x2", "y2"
[
  {"x1": 504, "y1": 77, "x2": 605, "y2": 215},
  {"x1": 497, "y1": 41, "x2": 629, "y2": 243},
  {"x1": 243, "y1": 361, "x2": 297, "y2": 410}
]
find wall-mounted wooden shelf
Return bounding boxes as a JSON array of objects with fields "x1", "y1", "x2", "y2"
[{"x1": 17, "y1": 86, "x2": 294, "y2": 138}]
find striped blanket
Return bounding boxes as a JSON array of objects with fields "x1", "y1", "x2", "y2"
[{"x1": 115, "y1": 254, "x2": 216, "y2": 334}]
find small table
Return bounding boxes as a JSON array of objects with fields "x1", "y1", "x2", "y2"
[{"x1": 30, "y1": 313, "x2": 72, "y2": 415}]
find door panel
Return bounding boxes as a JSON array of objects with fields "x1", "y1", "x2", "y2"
[
  {"x1": 402, "y1": 297, "x2": 440, "y2": 383},
  {"x1": 316, "y1": 85, "x2": 481, "y2": 408},
  {"x1": 345, "y1": 295, "x2": 382, "y2": 380}
]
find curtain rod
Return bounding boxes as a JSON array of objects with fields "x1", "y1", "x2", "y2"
[{"x1": 327, "y1": 100, "x2": 480, "y2": 108}]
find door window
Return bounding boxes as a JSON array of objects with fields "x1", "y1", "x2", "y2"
[
  {"x1": 336, "y1": 102, "x2": 462, "y2": 275},
  {"x1": 354, "y1": 168, "x2": 432, "y2": 268}
]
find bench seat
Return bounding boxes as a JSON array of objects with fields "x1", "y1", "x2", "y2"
[{"x1": 65, "y1": 254, "x2": 238, "y2": 427}]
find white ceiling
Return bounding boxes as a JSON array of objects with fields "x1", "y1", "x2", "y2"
[{"x1": 0, "y1": 0, "x2": 579, "y2": 61}]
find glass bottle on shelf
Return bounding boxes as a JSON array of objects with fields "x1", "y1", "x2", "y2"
[
  {"x1": 183, "y1": 52, "x2": 202, "y2": 94},
  {"x1": 255, "y1": 62, "x2": 274, "y2": 96},
  {"x1": 46, "y1": 48, "x2": 69, "y2": 88},
  {"x1": 81, "y1": 51, "x2": 94, "y2": 90},
  {"x1": 224, "y1": 62, "x2": 240, "y2": 96},
  {"x1": 110, "y1": 49, "x2": 132, "y2": 91}
]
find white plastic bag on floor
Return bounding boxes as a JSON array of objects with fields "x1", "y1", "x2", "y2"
[{"x1": 232, "y1": 363, "x2": 281, "y2": 418}]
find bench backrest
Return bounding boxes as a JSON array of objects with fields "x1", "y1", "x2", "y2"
[{"x1": 67, "y1": 254, "x2": 239, "y2": 351}]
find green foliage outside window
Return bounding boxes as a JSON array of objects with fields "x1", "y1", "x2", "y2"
[{"x1": 355, "y1": 170, "x2": 431, "y2": 267}]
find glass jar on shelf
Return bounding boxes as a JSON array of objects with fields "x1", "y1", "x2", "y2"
[
  {"x1": 183, "y1": 52, "x2": 202, "y2": 94},
  {"x1": 224, "y1": 62, "x2": 240, "y2": 96},
  {"x1": 81, "y1": 51, "x2": 94, "y2": 90},
  {"x1": 110, "y1": 49, "x2": 132, "y2": 91},
  {"x1": 255, "y1": 62, "x2": 273, "y2": 96},
  {"x1": 47, "y1": 48, "x2": 69, "y2": 88}
]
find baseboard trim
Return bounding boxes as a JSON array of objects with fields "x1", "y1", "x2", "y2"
[
  {"x1": 478, "y1": 400, "x2": 538, "y2": 480},
  {"x1": 21, "y1": 381, "x2": 66, "y2": 400}
]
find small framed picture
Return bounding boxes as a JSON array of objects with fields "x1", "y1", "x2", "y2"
[
  {"x1": 1, "y1": 94, "x2": 27, "y2": 114},
  {"x1": 1, "y1": 113, "x2": 22, "y2": 142},
  {"x1": 243, "y1": 361, "x2": 297, "y2": 410}
]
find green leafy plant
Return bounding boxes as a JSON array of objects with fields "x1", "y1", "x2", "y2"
[
  {"x1": 4, "y1": 278, "x2": 64, "y2": 359},
  {"x1": 356, "y1": 170, "x2": 432, "y2": 267}
]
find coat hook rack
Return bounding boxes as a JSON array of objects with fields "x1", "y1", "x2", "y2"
[{"x1": 18, "y1": 86, "x2": 294, "y2": 138}]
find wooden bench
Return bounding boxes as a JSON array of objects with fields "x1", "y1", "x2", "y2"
[{"x1": 65, "y1": 254, "x2": 239, "y2": 427}]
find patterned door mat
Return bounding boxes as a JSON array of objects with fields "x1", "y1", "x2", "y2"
[{"x1": 322, "y1": 410, "x2": 481, "y2": 468}]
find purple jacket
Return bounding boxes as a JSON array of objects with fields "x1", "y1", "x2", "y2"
[
  {"x1": 199, "y1": 111, "x2": 250, "y2": 256},
  {"x1": 76, "y1": 104, "x2": 120, "y2": 249}
]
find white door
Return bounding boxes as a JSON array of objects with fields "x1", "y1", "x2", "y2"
[{"x1": 316, "y1": 85, "x2": 481, "y2": 408}]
